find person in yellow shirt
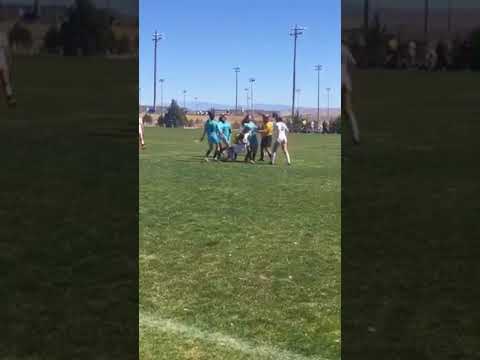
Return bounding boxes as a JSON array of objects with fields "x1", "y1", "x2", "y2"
[{"x1": 259, "y1": 113, "x2": 273, "y2": 161}]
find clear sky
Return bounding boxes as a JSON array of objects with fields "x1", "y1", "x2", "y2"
[{"x1": 139, "y1": 0, "x2": 340, "y2": 109}]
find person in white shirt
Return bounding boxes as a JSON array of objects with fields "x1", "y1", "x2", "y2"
[
  {"x1": 0, "y1": 31, "x2": 16, "y2": 108},
  {"x1": 139, "y1": 114, "x2": 145, "y2": 150},
  {"x1": 342, "y1": 41, "x2": 360, "y2": 144},
  {"x1": 271, "y1": 116, "x2": 291, "y2": 165}
]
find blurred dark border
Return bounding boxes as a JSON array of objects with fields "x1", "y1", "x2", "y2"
[
  {"x1": 0, "y1": 1, "x2": 138, "y2": 358},
  {"x1": 342, "y1": 1, "x2": 480, "y2": 359}
]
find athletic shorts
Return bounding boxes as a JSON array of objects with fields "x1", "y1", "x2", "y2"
[
  {"x1": 220, "y1": 134, "x2": 231, "y2": 147},
  {"x1": 208, "y1": 134, "x2": 220, "y2": 144},
  {"x1": 274, "y1": 137, "x2": 287, "y2": 146},
  {"x1": 261, "y1": 136, "x2": 272, "y2": 147}
]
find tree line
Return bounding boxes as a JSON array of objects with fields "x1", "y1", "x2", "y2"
[{"x1": 8, "y1": 0, "x2": 137, "y2": 56}]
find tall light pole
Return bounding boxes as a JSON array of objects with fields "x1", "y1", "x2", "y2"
[
  {"x1": 326, "y1": 87, "x2": 331, "y2": 123},
  {"x1": 159, "y1": 79, "x2": 165, "y2": 116},
  {"x1": 447, "y1": 0, "x2": 452, "y2": 35},
  {"x1": 424, "y1": 0, "x2": 429, "y2": 44},
  {"x1": 296, "y1": 88, "x2": 301, "y2": 114},
  {"x1": 183, "y1": 90, "x2": 187, "y2": 111},
  {"x1": 314, "y1": 65, "x2": 322, "y2": 125},
  {"x1": 244, "y1": 88, "x2": 249, "y2": 112},
  {"x1": 249, "y1": 78, "x2": 255, "y2": 114},
  {"x1": 152, "y1": 31, "x2": 163, "y2": 112},
  {"x1": 233, "y1": 67, "x2": 240, "y2": 112},
  {"x1": 194, "y1": 97, "x2": 199, "y2": 112},
  {"x1": 290, "y1": 25, "x2": 305, "y2": 120}
]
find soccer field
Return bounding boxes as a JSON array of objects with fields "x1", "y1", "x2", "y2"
[
  {"x1": 139, "y1": 129, "x2": 341, "y2": 360},
  {"x1": 342, "y1": 70, "x2": 480, "y2": 358}
]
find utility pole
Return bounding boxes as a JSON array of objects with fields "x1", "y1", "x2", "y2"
[
  {"x1": 296, "y1": 88, "x2": 301, "y2": 114},
  {"x1": 194, "y1": 97, "x2": 198, "y2": 112},
  {"x1": 249, "y1": 78, "x2": 255, "y2": 114},
  {"x1": 314, "y1": 65, "x2": 322, "y2": 125},
  {"x1": 152, "y1": 31, "x2": 163, "y2": 112},
  {"x1": 290, "y1": 25, "x2": 305, "y2": 121},
  {"x1": 244, "y1": 88, "x2": 250, "y2": 112},
  {"x1": 233, "y1": 67, "x2": 240, "y2": 112},
  {"x1": 424, "y1": 0, "x2": 429, "y2": 44},
  {"x1": 183, "y1": 90, "x2": 187, "y2": 111},
  {"x1": 159, "y1": 79, "x2": 165, "y2": 116}
]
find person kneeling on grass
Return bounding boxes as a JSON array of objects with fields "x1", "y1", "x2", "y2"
[
  {"x1": 226, "y1": 133, "x2": 248, "y2": 161},
  {"x1": 200, "y1": 110, "x2": 221, "y2": 162},
  {"x1": 271, "y1": 116, "x2": 291, "y2": 166}
]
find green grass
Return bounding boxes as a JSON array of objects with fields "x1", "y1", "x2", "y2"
[
  {"x1": 140, "y1": 129, "x2": 341, "y2": 359},
  {"x1": 1, "y1": 56, "x2": 138, "y2": 359},
  {"x1": 342, "y1": 70, "x2": 480, "y2": 359}
]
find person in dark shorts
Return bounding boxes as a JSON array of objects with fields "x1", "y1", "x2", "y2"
[{"x1": 259, "y1": 114, "x2": 273, "y2": 161}]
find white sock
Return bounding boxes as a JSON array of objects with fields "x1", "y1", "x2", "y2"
[{"x1": 285, "y1": 151, "x2": 291, "y2": 165}]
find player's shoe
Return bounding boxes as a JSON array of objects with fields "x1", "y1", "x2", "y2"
[
  {"x1": 249, "y1": 160, "x2": 256, "y2": 164},
  {"x1": 204, "y1": 157, "x2": 209, "y2": 162}
]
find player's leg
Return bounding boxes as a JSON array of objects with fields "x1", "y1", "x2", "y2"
[
  {"x1": 139, "y1": 125, "x2": 145, "y2": 150},
  {"x1": 270, "y1": 141, "x2": 279, "y2": 165},
  {"x1": 343, "y1": 86, "x2": 360, "y2": 144},
  {"x1": 259, "y1": 139, "x2": 264, "y2": 161},
  {"x1": 265, "y1": 136, "x2": 272, "y2": 160},
  {"x1": 0, "y1": 67, "x2": 15, "y2": 107},
  {"x1": 281, "y1": 141, "x2": 291, "y2": 165},
  {"x1": 245, "y1": 144, "x2": 251, "y2": 162},
  {"x1": 250, "y1": 143, "x2": 257, "y2": 163},
  {"x1": 205, "y1": 142, "x2": 214, "y2": 160},
  {"x1": 214, "y1": 143, "x2": 222, "y2": 161}
]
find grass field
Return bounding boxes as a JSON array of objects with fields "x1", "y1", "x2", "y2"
[
  {"x1": 140, "y1": 129, "x2": 341, "y2": 359},
  {"x1": 1, "y1": 55, "x2": 138, "y2": 358},
  {"x1": 342, "y1": 70, "x2": 480, "y2": 359}
]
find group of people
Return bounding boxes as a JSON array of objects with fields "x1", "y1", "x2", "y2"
[
  {"x1": 0, "y1": 31, "x2": 17, "y2": 108},
  {"x1": 200, "y1": 111, "x2": 291, "y2": 165}
]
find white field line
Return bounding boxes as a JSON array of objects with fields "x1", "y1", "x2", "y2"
[{"x1": 140, "y1": 312, "x2": 331, "y2": 360}]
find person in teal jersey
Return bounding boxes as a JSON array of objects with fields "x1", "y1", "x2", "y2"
[
  {"x1": 200, "y1": 110, "x2": 221, "y2": 161},
  {"x1": 244, "y1": 114, "x2": 259, "y2": 163},
  {"x1": 218, "y1": 114, "x2": 232, "y2": 153}
]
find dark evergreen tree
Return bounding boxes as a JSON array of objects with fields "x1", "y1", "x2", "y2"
[
  {"x1": 59, "y1": 0, "x2": 115, "y2": 56},
  {"x1": 164, "y1": 100, "x2": 187, "y2": 128},
  {"x1": 9, "y1": 22, "x2": 33, "y2": 49}
]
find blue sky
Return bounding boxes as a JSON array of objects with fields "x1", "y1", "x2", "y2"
[{"x1": 139, "y1": 0, "x2": 340, "y2": 108}]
